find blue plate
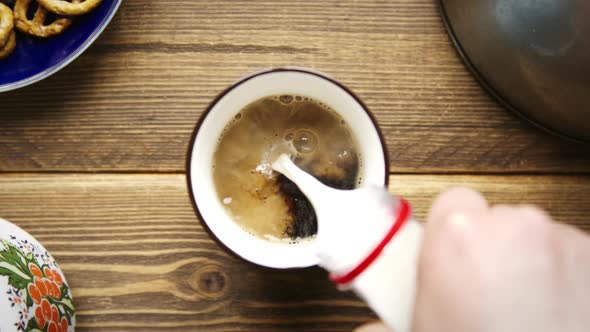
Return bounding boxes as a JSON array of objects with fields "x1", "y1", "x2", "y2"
[{"x1": 0, "y1": 0, "x2": 121, "y2": 92}]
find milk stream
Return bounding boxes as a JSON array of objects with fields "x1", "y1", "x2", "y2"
[{"x1": 272, "y1": 154, "x2": 424, "y2": 332}]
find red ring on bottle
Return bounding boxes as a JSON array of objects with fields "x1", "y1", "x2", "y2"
[{"x1": 330, "y1": 198, "x2": 411, "y2": 285}]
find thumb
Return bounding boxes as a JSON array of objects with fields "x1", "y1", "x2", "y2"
[{"x1": 354, "y1": 322, "x2": 394, "y2": 332}]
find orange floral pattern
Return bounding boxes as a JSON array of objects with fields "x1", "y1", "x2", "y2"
[{"x1": 1, "y1": 237, "x2": 74, "y2": 332}]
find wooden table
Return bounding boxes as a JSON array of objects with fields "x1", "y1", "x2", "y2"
[{"x1": 1, "y1": 1, "x2": 589, "y2": 331}]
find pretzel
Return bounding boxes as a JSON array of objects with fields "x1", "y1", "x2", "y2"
[
  {"x1": 37, "y1": 0, "x2": 102, "y2": 16},
  {"x1": 14, "y1": 0, "x2": 73, "y2": 38},
  {"x1": 0, "y1": 3, "x2": 14, "y2": 48},
  {"x1": 0, "y1": 30, "x2": 16, "y2": 59}
]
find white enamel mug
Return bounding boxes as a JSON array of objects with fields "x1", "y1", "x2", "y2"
[{"x1": 187, "y1": 67, "x2": 389, "y2": 269}]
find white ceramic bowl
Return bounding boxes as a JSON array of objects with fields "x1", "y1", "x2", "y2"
[
  {"x1": 187, "y1": 68, "x2": 388, "y2": 269},
  {"x1": 0, "y1": 218, "x2": 75, "y2": 332}
]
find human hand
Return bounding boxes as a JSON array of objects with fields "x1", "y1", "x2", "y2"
[{"x1": 356, "y1": 187, "x2": 590, "y2": 332}]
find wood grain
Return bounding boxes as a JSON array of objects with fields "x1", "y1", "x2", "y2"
[
  {"x1": 1, "y1": 0, "x2": 589, "y2": 173},
  {"x1": 0, "y1": 173, "x2": 588, "y2": 331},
  {"x1": 1, "y1": 1, "x2": 588, "y2": 331}
]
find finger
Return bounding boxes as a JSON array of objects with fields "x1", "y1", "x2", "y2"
[
  {"x1": 354, "y1": 322, "x2": 394, "y2": 332},
  {"x1": 489, "y1": 204, "x2": 552, "y2": 225},
  {"x1": 421, "y1": 187, "x2": 489, "y2": 269},
  {"x1": 428, "y1": 187, "x2": 488, "y2": 226}
]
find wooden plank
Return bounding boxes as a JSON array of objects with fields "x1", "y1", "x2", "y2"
[
  {"x1": 391, "y1": 175, "x2": 590, "y2": 228},
  {"x1": 1, "y1": 0, "x2": 589, "y2": 173},
  {"x1": 0, "y1": 173, "x2": 588, "y2": 331}
]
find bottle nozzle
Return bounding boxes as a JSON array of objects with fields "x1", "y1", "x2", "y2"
[{"x1": 271, "y1": 154, "x2": 333, "y2": 206}]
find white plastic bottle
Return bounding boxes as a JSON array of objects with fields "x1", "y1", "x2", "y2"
[{"x1": 273, "y1": 155, "x2": 424, "y2": 332}]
